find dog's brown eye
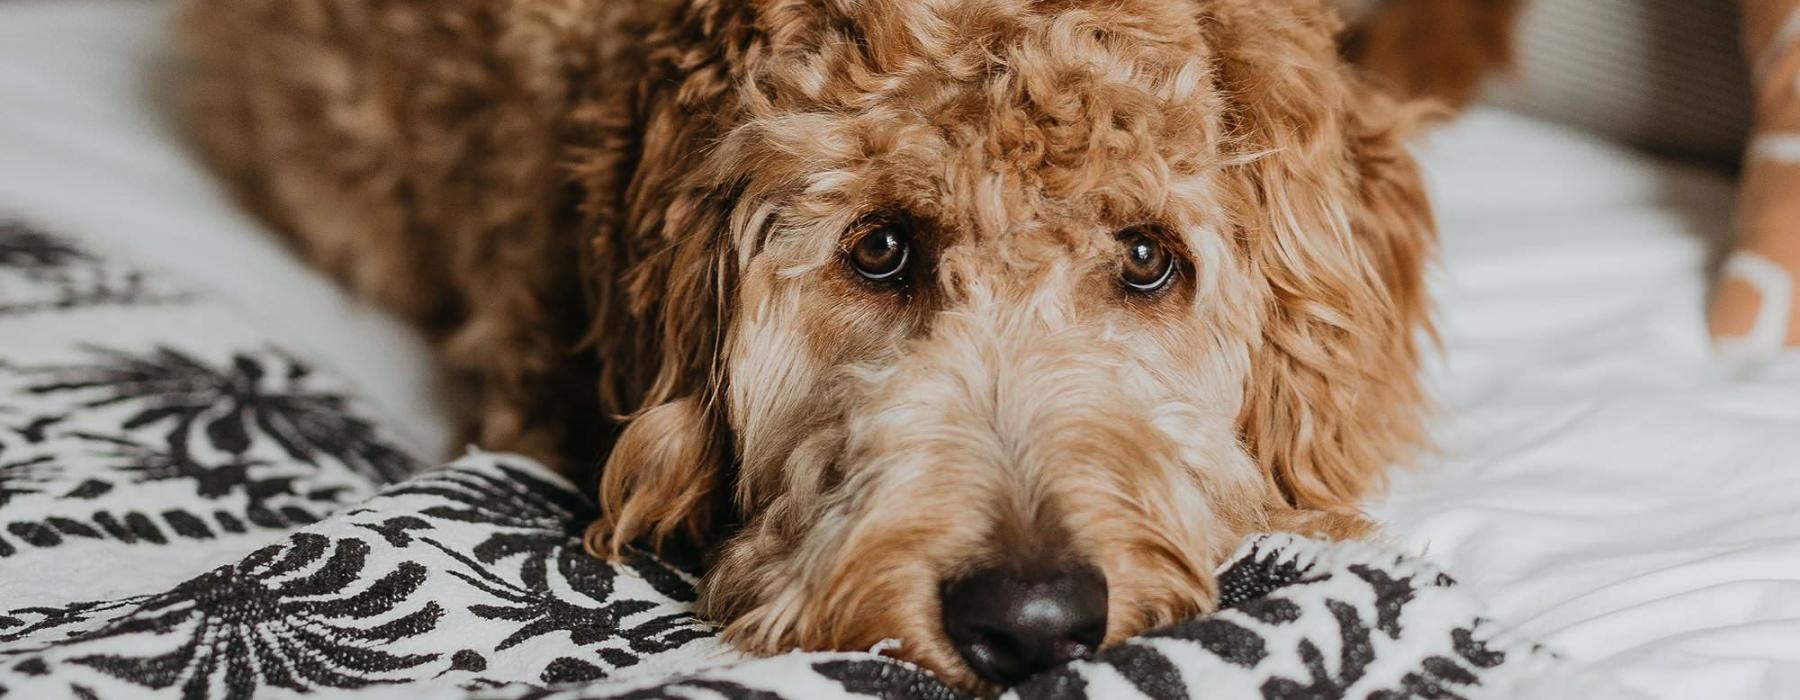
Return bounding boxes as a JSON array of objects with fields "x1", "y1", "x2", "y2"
[
  {"x1": 1118, "y1": 229, "x2": 1175, "y2": 292},
  {"x1": 848, "y1": 222, "x2": 911, "y2": 283}
]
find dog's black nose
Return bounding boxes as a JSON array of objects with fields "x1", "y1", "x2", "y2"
[{"x1": 940, "y1": 563, "x2": 1108, "y2": 686}]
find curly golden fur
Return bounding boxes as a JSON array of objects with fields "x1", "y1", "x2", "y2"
[{"x1": 179, "y1": 0, "x2": 1434, "y2": 689}]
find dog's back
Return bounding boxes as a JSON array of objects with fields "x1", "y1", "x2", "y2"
[
  {"x1": 176, "y1": 0, "x2": 670, "y2": 465},
  {"x1": 1339, "y1": 0, "x2": 1524, "y2": 108}
]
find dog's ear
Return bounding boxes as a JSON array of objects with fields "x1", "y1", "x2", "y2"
[
  {"x1": 1208, "y1": 1, "x2": 1435, "y2": 512},
  {"x1": 571, "y1": 3, "x2": 765, "y2": 557},
  {"x1": 584, "y1": 396, "x2": 725, "y2": 559}
]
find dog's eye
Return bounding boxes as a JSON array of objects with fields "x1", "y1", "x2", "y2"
[
  {"x1": 1118, "y1": 228, "x2": 1175, "y2": 293},
  {"x1": 848, "y1": 221, "x2": 911, "y2": 283}
]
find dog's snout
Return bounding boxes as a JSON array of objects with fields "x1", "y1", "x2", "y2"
[{"x1": 940, "y1": 563, "x2": 1108, "y2": 686}]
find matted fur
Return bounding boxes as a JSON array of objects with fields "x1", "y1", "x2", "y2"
[{"x1": 178, "y1": 0, "x2": 1434, "y2": 690}]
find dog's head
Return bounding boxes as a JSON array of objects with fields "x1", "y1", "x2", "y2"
[{"x1": 576, "y1": 0, "x2": 1432, "y2": 690}]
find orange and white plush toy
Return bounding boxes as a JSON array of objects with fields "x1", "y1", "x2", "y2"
[{"x1": 1712, "y1": 0, "x2": 1800, "y2": 354}]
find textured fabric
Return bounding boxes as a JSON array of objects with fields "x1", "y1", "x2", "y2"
[
  {"x1": 1483, "y1": 0, "x2": 1753, "y2": 167},
  {"x1": 0, "y1": 220, "x2": 1625, "y2": 699}
]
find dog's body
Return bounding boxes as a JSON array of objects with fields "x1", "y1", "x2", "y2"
[
  {"x1": 1340, "y1": 0, "x2": 1522, "y2": 109},
  {"x1": 179, "y1": 0, "x2": 1435, "y2": 689}
]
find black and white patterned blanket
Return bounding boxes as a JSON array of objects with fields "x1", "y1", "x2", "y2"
[{"x1": 0, "y1": 220, "x2": 1630, "y2": 699}]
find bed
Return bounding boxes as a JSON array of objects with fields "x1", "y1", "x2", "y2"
[{"x1": 4, "y1": 1, "x2": 1798, "y2": 698}]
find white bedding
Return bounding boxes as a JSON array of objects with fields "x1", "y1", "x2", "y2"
[
  {"x1": 1376, "y1": 115, "x2": 1800, "y2": 698},
  {"x1": 2, "y1": 2, "x2": 1797, "y2": 698}
]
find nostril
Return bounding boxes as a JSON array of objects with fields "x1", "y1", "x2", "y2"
[{"x1": 940, "y1": 562, "x2": 1108, "y2": 686}]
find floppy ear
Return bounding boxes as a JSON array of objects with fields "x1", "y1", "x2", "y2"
[
  {"x1": 571, "y1": 4, "x2": 755, "y2": 558},
  {"x1": 584, "y1": 396, "x2": 727, "y2": 558},
  {"x1": 1209, "y1": 1, "x2": 1436, "y2": 512}
]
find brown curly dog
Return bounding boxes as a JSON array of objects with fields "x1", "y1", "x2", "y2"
[{"x1": 177, "y1": 0, "x2": 1435, "y2": 690}]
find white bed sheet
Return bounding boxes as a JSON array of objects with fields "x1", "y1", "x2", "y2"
[
  {"x1": 1378, "y1": 114, "x2": 1800, "y2": 697},
  {"x1": 3, "y1": 2, "x2": 1798, "y2": 697}
]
